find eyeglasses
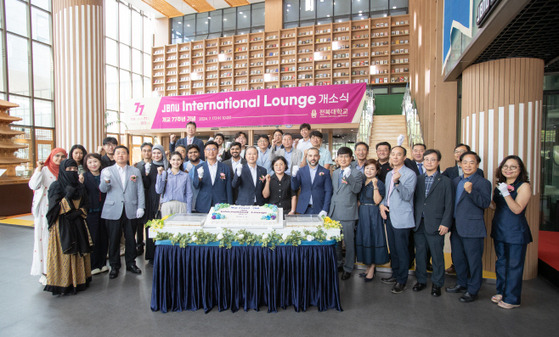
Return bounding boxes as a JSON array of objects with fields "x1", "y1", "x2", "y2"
[
  {"x1": 205, "y1": 148, "x2": 218, "y2": 152},
  {"x1": 423, "y1": 158, "x2": 438, "y2": 163},
  {"x1": 454, "y1": 150, "x2": 466, "y2": 154},
  {"x1": 502, "y1": 165, "x2": 518, "y2": 171}
]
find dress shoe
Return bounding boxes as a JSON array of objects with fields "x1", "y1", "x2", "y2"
[
  {"x1": 445, "y1": 264, "x2": 456, "y2": 275},
  {"x1": 491, "y1": 294, "x2": 503, "y2": 304},
  {"x1": 126, "y1": 264, "x2": 142, "y2": 274},
  {"x1": 91, "y1": 268, "x2": 101, "y2": 275},
  {"x1": 341, "y1": 271, "x2": 351, "y2": 280},
  {"x1": 391, "y1": 282, "x2": 406, "y2": 294},
  {"x1": 431, "y1": 285, "x2": 441, "y2": 297},
  {"x1": 412, "y1": 282, "x2": 426, "y2": 291},
  {"x1": 136, "y1": 246, "x2": 144, "y2": 256},
  {"x1": 364, "y1": 275, "x2": 374, "y2": 282},
  {"x1": 109, "y1": 268, "x2": 119, "y2": 279},
  {"x1": 100, "y1": 266, "x2": 110, "y2": 273},
  {"x1": 446, "y1": 284, "x2": 467, "y2": 293},
  {"x1": 459, "y1": 292, "x2": 477, "y2": 303},
  {"x1": 498, "y1": 301, "x2": 520, "y2": 309},
  {"x1": 381, "y1": 276, "x2": 397, "y2": 285}
]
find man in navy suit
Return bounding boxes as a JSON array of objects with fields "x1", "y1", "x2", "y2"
[
  {"x1": 446, "y1": 151, "x2": 491, "y2": 303},
  {"x1": 169, "y1": 121, "x2": 206, "y2": 160},
  {"x1": 223, "y1": 142, "x2": 246, "y2": 204},
  {"x1": 413, "y1": 149, "x2": 454, "y2": 297},
  {"x1": 291, "y1": 147, "x2": 332, "y2": 215},
  {"x1": 232, "y1": 146, "x2": 267, "y2": 205},
  {"x1": 442, "y1": 144, "x2": 485, "y2": 180},
  {"x1": 192, "y1": 141, "x2": 233, "y2": 213}
]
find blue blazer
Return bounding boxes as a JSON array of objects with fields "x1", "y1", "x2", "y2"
[
  {"x1": 442, "y1": 165, "x2": 485, "y2": 181},
  {"x1": 171, "y1": 137, "x2": 205, "y2": 160},
  {"x1": 192, "y1": 162, "x2": 233, "y2": 213},
  {"x1": 413, "y1": 173, "x2": 454, "y2": 234},
  {"x1": 452, "y1": 173, "x2": 492, "y2": 238},
  {"x1": 291, "y1": 165, "x2": 333, "y2": 214},
  {"x1": 231, "y1": 164, "x2": 267, "y2": 205}
]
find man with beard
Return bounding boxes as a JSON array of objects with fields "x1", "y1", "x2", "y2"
[
  {"x1": 291, "y1": 147, "x2": 332, "y2": 215},
  {"x1": 223, "y1": 142, "x2": 246, "y2": 204}
]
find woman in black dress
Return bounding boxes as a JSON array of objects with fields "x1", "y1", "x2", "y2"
[
  {"x1": 144, "y1": 144, "x2": 168, "y2": 261},
  {"x1": 80, "y1": 153, "x2": 108, "y2": 275},
  {"x1": 262, "y1": 156, "x2": 296, "y2": 215}
]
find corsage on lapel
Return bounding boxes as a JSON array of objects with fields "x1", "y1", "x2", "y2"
[
  {"x1": 220, "y1": 172, "x2": 226, "y2": 180},
  {"x1": 130, "y1": 175, "x2": 137, "y2": 182},
  {"x1": 259, "y1": 175, "x2": 266, "y2": 183},
  {"x1": 319, "y1": 171, "x2": 325, "y2": 176}
]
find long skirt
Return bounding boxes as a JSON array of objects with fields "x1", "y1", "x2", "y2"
[{"x1": 44, "y1": 221, "x2": 92, "y2": 295}]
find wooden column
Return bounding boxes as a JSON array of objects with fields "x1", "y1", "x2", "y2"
[
  {"x1": 53, "y1": 0, "x2": 105, "y2": 152},
  {"x1": 461, "y1": 58, "x2": 544, "y2": 279},
  {"x1": 409, "y1": 0, "x2": 458, "y2": 170},
  {"x1": 265, "y1": 0, "x2": 283, "y2": 32}
]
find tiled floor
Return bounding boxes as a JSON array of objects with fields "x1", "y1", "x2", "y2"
[{"x1": 2, "y1": 224, "x2": 558, "y2": 336}]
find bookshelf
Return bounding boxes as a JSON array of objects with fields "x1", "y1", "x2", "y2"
[{"x1": 153, "y1": 15, "x2": 409, "y2": 95}]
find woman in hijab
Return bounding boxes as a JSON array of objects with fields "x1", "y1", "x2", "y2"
[
  {"x1": 44, "y1": 159, "x2": 92, "y2": 295},
  {"x1": 69, "y1": 144, "x2": 88, "y2": 175},
  {"x1": 144, "y1": 144, "x2": 168, "y2": 261},
  {"x1": 29, "y1": 148, "x2": 67, "y2": 285}
]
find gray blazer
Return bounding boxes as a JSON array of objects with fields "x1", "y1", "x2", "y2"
[
  {"x1": 381, "y1": 165, "x2": 417, "y2": 229},
  {"x1": 413, "y1": 172, "x2": 454, "y2": 234},
  {"x1": 270, "y1": 147, "x2": 303, "y2": 175},
  {"x1": 99, "y1": 165, "x2": 145, "y2": 220},
  {"x1": 328, "y1": 167, "x2": 363, "y2": 221}
]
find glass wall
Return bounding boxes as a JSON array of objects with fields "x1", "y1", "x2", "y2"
[
  {"x1": 0, "y1": 0, "x2": 54, "y2": 176},
  {"x1": 170, "y1": 2, "x2": 265, "y2": 44},
  {"x1": 541, "y1": 74, "x2": 559, "y2": 231},
  {"x1": 105, "y1": 0, "x2": 154, "y2": 146},
  {"x1": 283, "y1": 0, "x2": 408, "y2": 28}
]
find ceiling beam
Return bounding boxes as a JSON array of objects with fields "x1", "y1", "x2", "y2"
[
  {"x1": 224, "y1": 0, "x2": 250, "y2": 7},
  {"x1": 181, "y1": 0, "x2": 216, "y2": 13},
  {"x1": 142, "y1": 0, "x2": 184, "y2": 17}
]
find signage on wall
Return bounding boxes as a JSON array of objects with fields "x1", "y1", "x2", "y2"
[
  {"x1": 476, "y1": 0, "x2": 502, "y2": 27},
  {"x1": 123, "y1": 83, "x2": 367, "y2": 131}
]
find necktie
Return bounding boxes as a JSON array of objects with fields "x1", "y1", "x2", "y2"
[{"x1": 418, "y1": 163, "x2": 423, "y2": 173}]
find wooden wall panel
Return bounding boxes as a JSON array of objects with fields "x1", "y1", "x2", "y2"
[
  {"x1": 462, "y1": 58, "x2": 544, "y2": 279},
  {"x1": 409, "y1": 0, "x2": 457, "y2": 170}
]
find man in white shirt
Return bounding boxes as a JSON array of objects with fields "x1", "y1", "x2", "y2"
[
  {"x1": 223, "y1": 142, "x2": 246, "y2": 203},
  {"x1": 306, "y1": 130, "x2": 333, "y2": 169},
  {"x1": 296, "y1": 123, "x2": 313, "y2": 152},
  {"x1": 256, "y1": 135, "x2": 272, "y2": 174},
  {"x1": 169, "y1": 121, "x2": 205, "y2": 160}
]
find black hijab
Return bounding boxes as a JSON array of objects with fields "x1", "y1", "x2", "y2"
[{"x1": 58, "y1": 159, "x2": 84, "y2": 200}]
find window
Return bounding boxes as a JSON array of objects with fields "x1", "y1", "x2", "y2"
[
  {"x1": 284, "y1": 0, "x2": 407, "y2": 27},
  {"x1": 170, "y1": 3, "x2": 266, "y2": 43}
]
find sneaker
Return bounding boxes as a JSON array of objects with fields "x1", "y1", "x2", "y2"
[
  {"x1": 39, "y1": 274, "x2": 47, "y2": 286},
  {"x1": 91, "y1": 268, "x2": 102, "y2": 275},
  {"x1": 491, "y1": 294, "x2": 503, "y2": 304},
  {"x1": 498, "y1": 301, "x2": 520, "y2": 309}
]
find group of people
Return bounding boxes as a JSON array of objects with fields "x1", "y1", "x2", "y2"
[{"x1": 29, "y1": 121, "x2": 532, "y2": 310}]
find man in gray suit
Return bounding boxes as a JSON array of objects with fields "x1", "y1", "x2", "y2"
[
  {"x1": 380, "y1": 146, "x2": 417, "y2": 294},
  {"x1": 100, "y1": 145, "x2": 145, "y2": 279},
  {"x1": 413, "y1": 149, "x2": 454, "y2": 297},
  {"x1": 329, "y1": 147, "x2": 363, "y2": 280}
]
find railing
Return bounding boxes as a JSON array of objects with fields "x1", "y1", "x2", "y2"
[
  {"x1": 357, "y1": 88, "x2": 375, "y2": 144},
  {"x1": 402, "y1": 84, "x2": 424, "y2": 147}
]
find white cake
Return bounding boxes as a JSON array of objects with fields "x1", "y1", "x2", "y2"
[{"x1": 204, "y1": 204, "x2": 283, "y2": 228}]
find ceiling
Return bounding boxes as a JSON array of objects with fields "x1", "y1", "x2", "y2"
[
  {"x1": 127, "y1": 0, "x2": 264, "y2": 18},
  {"x1": 474, "y1": 0, "x2": 559, "y2": 73}
]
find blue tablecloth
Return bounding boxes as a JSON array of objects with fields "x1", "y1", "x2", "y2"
[{"x1": 150, "y1": 241, "x2": 342, "y2": 313}]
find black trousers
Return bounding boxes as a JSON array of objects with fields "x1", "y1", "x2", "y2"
[
  {"x1": 105, "y1": 210, "x2": 137, "y2": 269},
  {"x1": 87, "y1": 211, "x2": 108, "y2": 269}
]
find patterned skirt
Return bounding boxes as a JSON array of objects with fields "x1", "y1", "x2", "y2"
[{"x1": 44, "y1": 221, "x2": 92, "y2": 295}]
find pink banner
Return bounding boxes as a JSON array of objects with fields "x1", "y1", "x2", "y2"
[{"x1": 150, "y1": 83, "x2": 366, "y2": 129}]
